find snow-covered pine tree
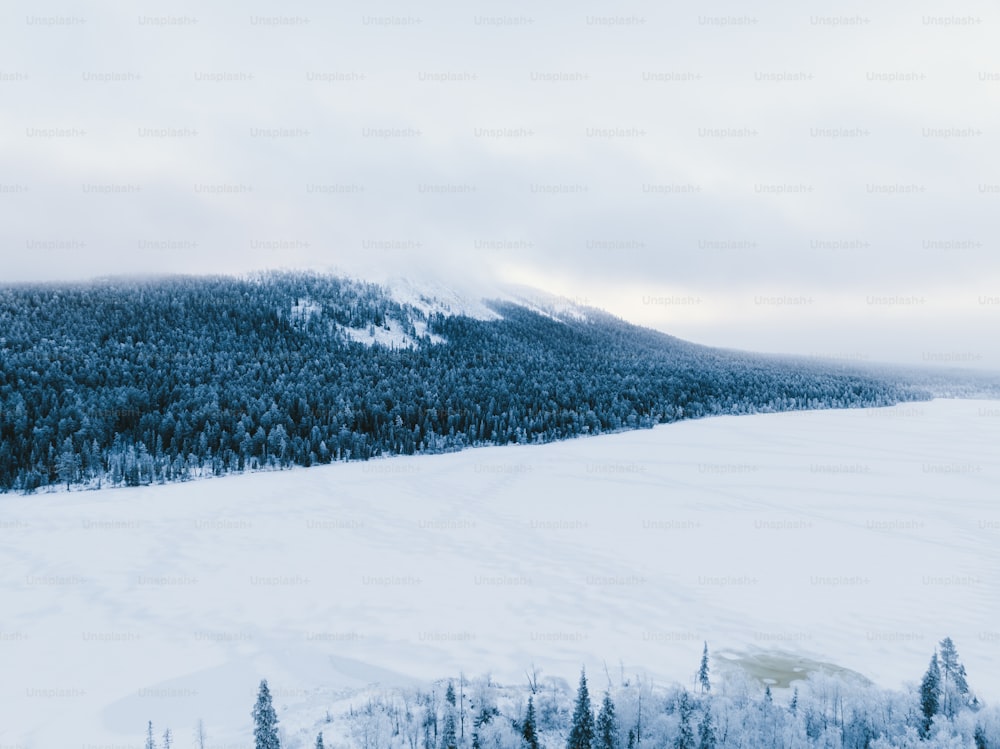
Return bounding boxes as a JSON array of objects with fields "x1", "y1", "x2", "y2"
[
  {"x1": 696, "y1": 707, "x2": 716, "y2": 749},
  {"x1": 440, "y1": 708, "x2": 458, "y2": 749},
  {"x1": 698, "y1": 644, "x2": 710, "y2": 694},
  {"x1": 596, "y1": 691, "x2": 619, "y2": 749},
  {"x1": 523, "y1": 695, "x2": 540, "y2": 749},
  {"x1": 316, "y1": 732, "x2": 325, "y2": 749},
  {"x1": 675, "y1": 692, "x2": 695, "y2": 749},
  {"x1": 920, "y1": 652, "x2": 941, "y2": 738},
  {"x1": 567, "y1": 669, "x2": 595, "y2": 749},
  {"x1": 145, "y1": 721, "x2": 156, "y2": 749},
  {"x1": 162, "y1": 727, "x2": 172, "y2": 749},
  {"x1": 939, "y1": 637, "x2": 971, "y2": 718},
  {"x1": 253, "y1": 679, "x2": 281, "y2": 749}
]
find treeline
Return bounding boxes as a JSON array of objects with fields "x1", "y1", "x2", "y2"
[
  {"x1": 143, "y1": 638, "x2": 997, "y2": 749},
  {"x1": 0, "y1": 271, "x2": 929, "y2": 493}
]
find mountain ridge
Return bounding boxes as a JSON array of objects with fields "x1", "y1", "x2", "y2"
[{"x1": 0, "y1": 270, "x2": 983, "y2": 494}]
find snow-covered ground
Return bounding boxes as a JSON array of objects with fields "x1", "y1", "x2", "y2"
[{"x1": 2, "y1": 399, "x2": 998, "y2": 748}]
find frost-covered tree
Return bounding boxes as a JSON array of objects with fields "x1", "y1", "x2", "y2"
[
  {"x1": 162, "y1": 728, "x2": 172, "y2": 749},
  {"x1": 697, "y1": 707, "x2": 716, "y2": 749},
  {"x1": 596, "y1": 691, "x2": 619, "y2": 749},
  {"x1": 675, "y1": 692, "x2": 695, "y2": 749},
  {"x1": 920, "y1": 653, "x2": 941, "y2": 738},
  {"x1": 523, "y1": 695, "x2": 540, "y2": 749},
  {"x1": 441, "y1": 710, "x2": 458, "y2": 749},
  {"x1": 195, "y1": 719, "x2": 207, "y2": 749},
  {"x1": 253, "y1": 679, "x2": 281, "y2": 749},
  {"x1": 698, "y1": 644, "x2": 711, "y2": 694},
  {"x1": 567, "y1": 670, "x2": 595, "y2": 749},
  {"x1": 316, "y1": 732, "x2": 325, "y2": 749},
  {"x1": 145, "y1": 721, "x2": 157, "y2": 749},
  {"x1": 939, "y1": 637, "x2": 971, "y2": 718}
]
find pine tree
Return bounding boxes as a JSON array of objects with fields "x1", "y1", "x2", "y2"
[
  {"x1": 920, "y1": 652, "x2": 941, "y2": 738},
  {"x1": 145, "y1": 721, "x2": 157, "y2": 749},
  {"x1": 56, "y1": 437, "x2": 80, "y2": 489},
  {"x1": 195, "y1": 719, "x2": 207, "y2": 749},
  {"x1": 446, "y1": 682, "x2": 457, "y2": 707},
  {"x1": 253, "y1": 679, "x2": 281, "y2": 749},
  {"x1": 162, "y1": 728, "x2": 172, "y2": 749},
  {"x1": 697, "y1": 643, "x2": 711, "y2": 694},
  {"x1": 316, "y1": 732, "x2": 325, "y2": 749},
  {"x1": 939, "y1": 637, "x2": 970, "y2": 718},
  {"x1": 763, "y1": 686, "x2": 772, "y2": 704},
  {"x1": 789, "y1": 689, "x2": 798, "y2": 715},
  {"x1": 596, "y1": 691, "x2": 618, "y2": 749},
  {"x1": 567, "y1": 669, "x2": 595, "y2": 749},
  {"x1": 697, "y1": 709, "x2": 716, "y2": 749},
  {"x1": 522, "y1": 695, "x2": 540, "y2": 749},
  {"x1": 675, "y1": 693, "x2": 695, "y2": 749},
  {"x1": 440, "y1": 710, "x2": 458, "y2": 749}
]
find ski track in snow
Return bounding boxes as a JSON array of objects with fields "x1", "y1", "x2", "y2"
[{"x1": 1, "y1": 399, "x2": 998, "y2": 747}]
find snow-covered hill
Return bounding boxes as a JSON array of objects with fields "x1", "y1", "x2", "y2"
[{"x1": 2, "y1": 399, "x2": 997, "y2": 747}]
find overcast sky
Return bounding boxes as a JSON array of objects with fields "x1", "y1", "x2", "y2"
[{"x1": 2, "y1": 0, "x2": 998, "y2": 368}]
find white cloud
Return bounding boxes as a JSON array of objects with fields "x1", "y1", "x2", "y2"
[{"x1": 1, "y1": 0, "x2": 997, "y2": 366}]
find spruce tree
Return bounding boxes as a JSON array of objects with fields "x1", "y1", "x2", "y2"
[
  {"x1": 253, "y1": 679, "x2": 281, "y2": 749},
  {"x1": 441, "y1": 709, "x2": 458, "y2": 749},
  {"x1": 522, "y1": 695, "x2": 540, "y2": 749},
  {"x1": 567, "y1": 669, "x2": 595, "y2": 749},
  {"x1": 446, "y1": 681, "x2": 457, "y2": 707},
  {"x1": 316, "y1": 732, "x2": 325, "y2": 749},
  {"x1": 162, "y1": 728, "x2": 172, "y2": 749},
  {"x1": 596, "y1": 691, "x2": 618, "y2": 749},
  {"x1": 939, "y1": 637, "x2": 970, "y2": 718},
  {"x1": 920, "y1": 652, "x2": 941, "y2": 738},
  {"x1": 675, "y1": 693, "x2": 695, "y2": 749},
  {"x1": 697, "y1": 709, "x2": 716, "y2": 749},
  {"x1": 145, "y1": 721, "x2": 157, "y2": 749},
  {"x1": 697, "y1": 643, "x2": 710, "y2": 694}
]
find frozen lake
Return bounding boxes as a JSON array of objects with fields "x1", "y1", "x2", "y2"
[{"x1": 1, "y1": 398, "x2": 997, "y2": 747}]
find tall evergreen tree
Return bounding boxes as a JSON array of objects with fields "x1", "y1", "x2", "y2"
[
  {"x1": 675, "y1": 693, "x2": 695, "y2": 749},
  {"x1": 920, "y1": 652, "x2": 941, "y2": 738},
  {"x1": 939, "y1": 637, "x2": 970, "y2": 718},
  {"x1": 316, "y1": 732, "x2": 325, "y2": 749},
  {"x1": 253, "y1": 679, "x2": 281, "y2": 749},
  {"x1": 697, "y1": 643, "x2": 711, "y2": 694},
  {"x1": 567, "y1": 669, "x2": 595, "y2": 749},
  {"x1": 596, "y1": 691, "x2": 619, "y2": 749},
  {"x1": 440, "y1": 710, "x2": 458, "y2": 749},
  {"x1": 522, "y1": 695, "x2": 540, "y2": 749},
  {"x1": 162, "y1": 728, "x2": 172, "y2": 749},
  {"x1": 145, "y1": 721, "x2": 157, "y2": 749},
  {"x1": 697, "y1": 709, "x2": 716, "y2": 749}
]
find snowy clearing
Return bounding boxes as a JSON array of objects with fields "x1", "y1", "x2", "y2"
[{"x1": 1, "y1": 399, "x2": 997, "y2": 747}]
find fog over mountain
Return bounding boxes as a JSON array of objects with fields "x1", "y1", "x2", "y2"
[{"x1": 2, "y1": 0, "x2": 998, "y2": 366}]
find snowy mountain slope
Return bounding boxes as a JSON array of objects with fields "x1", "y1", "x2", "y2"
[{"x1": 1, "y1": 399, "x2": 997, "y2": 747}]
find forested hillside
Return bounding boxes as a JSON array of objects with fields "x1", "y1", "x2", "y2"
[{"x1": 0, "y1": 272, "x2": 930, "y2": 493}]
